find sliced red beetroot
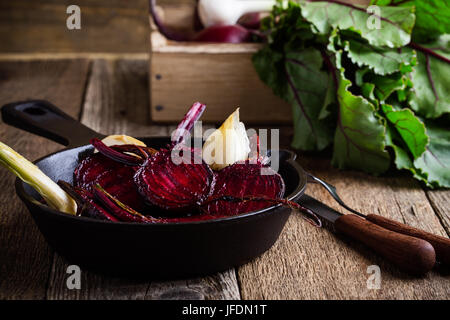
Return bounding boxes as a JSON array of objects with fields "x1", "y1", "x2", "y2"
[
  {"x1": 93, "y1": 183, "x2": 226, "y2": 223},
  {"x1": 203, "y1": 161, "x2": 285, "y2": 216},
  {"x1": 74, "y1": 150, "x2": 145, "y2": 211},
  {"x1": 134, "y1": 147, "x2": 215, "y2": 211}
]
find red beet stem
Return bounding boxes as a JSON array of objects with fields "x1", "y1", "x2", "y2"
[
  {"x1": 90, "y1": 138, "x2": 143, "y2": 166},
  {"x1": 172, "y1": 102, "x2": 206, "y2": 144},
  {"x1": 93, "y1": 184, "x2": 157, "y2": 223},
  {"x1": 202, "y1": 194, "x2": 322, "y2": 228},
  {"x1": 57, "y1": 180, "x2": 118, "y2": 221}
]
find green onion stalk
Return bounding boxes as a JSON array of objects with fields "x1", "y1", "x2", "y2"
[{"x1": 0, "y1": 141, "x2": 77, "y2": 215}]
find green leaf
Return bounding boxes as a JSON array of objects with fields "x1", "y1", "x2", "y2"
[
  {"x1": 343, "y1": 38, "x2": 416, "y2": 75},
  {"x1": 301, "y1": 0, "x2": 415, "y2": 47},
  {"x1": 385, "y1": 125, "x2": 413, "y2": 170},
  {"x1": 332, "y1": 67, "x2": 390, "y2": 174},
  {"x1": 381, "y1": 104, "x2": 428, "y2": 159},
  {"x1": 413, "y1": 122, "x2": 450, "y2": 188},
  {"x1": 371, "y1": 0, "x2": 450, "y2": 42},
  {"x1": 284, "y1": 49, "x2": 335, "y2": 150},
  {"x1": 384, "y1": 126, "x2": 430, "y2": 186},
  {"x1": 252, "y1": 47, "x2": 287, "y2": 98},
  {"x1": 408, "y1": 37, "x2": 450, "y2": 119},
  {"x1": 371, "y1": 72, "x2": 407, "y2": 101}
]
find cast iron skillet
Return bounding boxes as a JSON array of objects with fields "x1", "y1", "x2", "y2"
[{"x1": 1, "y1": 100, "x2": 308, "y2": 278}]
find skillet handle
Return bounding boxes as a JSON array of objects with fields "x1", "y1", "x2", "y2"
[{"x1": 1, "y1": 100, "x2": 104, "y2": 147}]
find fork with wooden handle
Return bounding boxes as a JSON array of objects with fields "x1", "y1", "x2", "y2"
[
  {"x1": 308, "y1": 173, "x2": 450, "y2": 268},
  {"x1": 365, "y1": 214, "x2": 450, "y2": 267}
]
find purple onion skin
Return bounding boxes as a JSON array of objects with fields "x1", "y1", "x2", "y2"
[
  {"x1": 149, "y1": 0, "x2": 253, "y2": 44},
  {"x1": 238, "y1": 13, "x2": 261, "y2": 30},
  {"x1": 194, "y1": 25, "x2": 252, "y2": 43}
]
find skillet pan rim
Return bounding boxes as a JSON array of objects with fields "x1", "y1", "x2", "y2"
[{"x1": 15, "y1": 141, "x2": 307, "y2": 226}]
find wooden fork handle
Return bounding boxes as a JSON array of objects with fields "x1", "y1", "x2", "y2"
[
  {"x1": 366, "y1": 214, "x2": 450, "y2": 267},
  {"x1": 335, "y1": 214, "x2": 435, "y2": 275}
]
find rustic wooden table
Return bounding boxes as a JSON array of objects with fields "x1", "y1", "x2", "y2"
[{"x1": 0, "y1": 58, "x2": 449, "y2": 300}]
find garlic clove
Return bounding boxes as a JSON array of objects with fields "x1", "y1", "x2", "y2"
[
  {"x1": 202, "y1": 108, "x2": 250, "y2": 170},
  {"x1": 94, "y1": 135, "x2": 146, "y2": 153}
]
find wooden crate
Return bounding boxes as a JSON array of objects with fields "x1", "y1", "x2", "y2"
[{"x1": 149, "y1": 5, "x2": 291, "y2": 124}]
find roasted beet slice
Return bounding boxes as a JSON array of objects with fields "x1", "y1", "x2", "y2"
[
  {"x1": 93, "y1": 184, "x2": 226, "y2": 223},
  {"x1": 203, "y1": 161, "x2": 285, "y2": 216},
  {"x1": 134, "y1": 147, "x2": 215, "y2": 211},
  {"x1": 74, "y1": 150, "x2": 145, "y2": 211}
]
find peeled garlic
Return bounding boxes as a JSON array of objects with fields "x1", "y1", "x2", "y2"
[
  {"x1": 202, "y1": 108, "x2": 250, "y2": 170},
  {"x1": 94, "y1": 135, "x2": 146, "y2": 153}
]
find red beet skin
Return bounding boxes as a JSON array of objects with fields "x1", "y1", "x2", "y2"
[
  {"x1": 203, "y1": 162, "x2": 285, "y2": 216},
  {"x1": 134, "y1": 147, "x2": 215, "y2": 211}
]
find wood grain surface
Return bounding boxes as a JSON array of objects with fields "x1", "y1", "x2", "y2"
[
  {"x1": 150, "y1": 52, "x2": 292, "y2": 123},
  {"x1": 0, "y1": 0, "x2": 196, "y2": 54},
  {"x1": 0, "y1": 59, "x2": 89, "y2": 299},
  {"x1": 0, "y1": 59, "x2": 448, "y2": 300},
  {"x1": 238, "y1": 156, "x2": 450, "y2": 299}
]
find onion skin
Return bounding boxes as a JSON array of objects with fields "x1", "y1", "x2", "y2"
[
  {"x1": 149, "y1": 0, "x2": 254, "y2": 43},
  {"x1": 238, "y1": 12, "x2": 262, "y2": 30},
  {"x1": 194, "y1": 25, "x2": 251, "y2": 43}
]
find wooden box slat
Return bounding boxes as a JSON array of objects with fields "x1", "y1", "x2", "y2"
[{"x1": 149, "y1": 6, "x2": 291, "y2": 124}]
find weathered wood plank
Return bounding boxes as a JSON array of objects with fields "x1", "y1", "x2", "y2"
[
  {"x1": 46, "y1": 59, "x2": 240, "y2": 300},
  {"x1": 0, "y1": 0, "x2": 196, "y2": 54},
  {"x1": 238, "y1": 151, "x2": 450, "y2": 299},
  {"x1": 425, "y1": 190, "x2": 450, "y2": 237},
  {"x1": 0, "y1": 59, "x2": 89, "y2": 299},
  {"x1": 145, "y1": 270, "x2": 240, "y2": 300},
  {"x1": 150, "y1": 52, "x2": 292, "y2": 124}
]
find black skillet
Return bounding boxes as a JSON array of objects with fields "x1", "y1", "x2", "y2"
[{"x1": 2, "y1": 100, "x2": 448, "y2": 277}]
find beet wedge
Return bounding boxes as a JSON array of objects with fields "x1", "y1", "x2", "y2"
[{"x1": 203, "y1": 161, "x2": 285, "y2": 216}]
